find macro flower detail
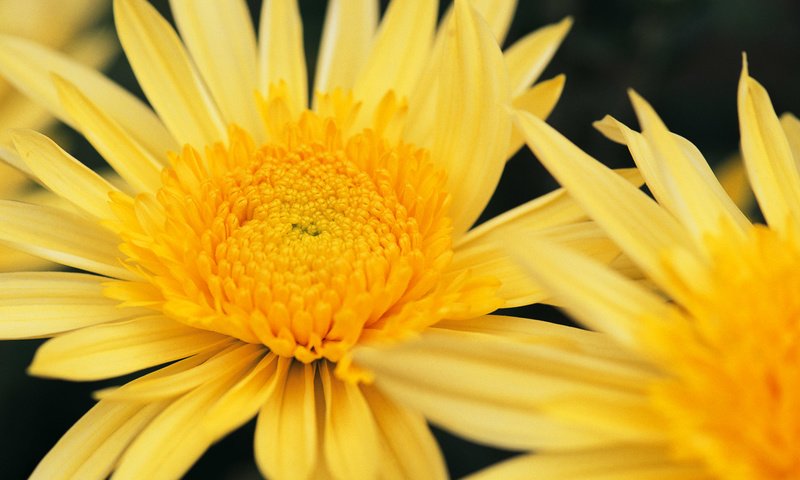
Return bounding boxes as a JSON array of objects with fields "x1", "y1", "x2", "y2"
[
  {"x1": 473, "y1": 60, "x2": 800, "y2": 479},
  {"x1": 0, "y1": 0, "x2": 625, "y2": 478}
]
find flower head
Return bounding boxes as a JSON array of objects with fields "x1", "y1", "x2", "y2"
[
  {"x1": 0, "y1": 0, "x2": 603, "y2": 478},
  {"x1": 488, "y1": 59, "x2": 800, "y2": 479}
]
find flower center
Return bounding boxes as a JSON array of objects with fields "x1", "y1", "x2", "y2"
[
  {"x1": 650, "y1": 225, "x2": 800, "y2": 479},
  {"x1": 109, "y1": 91, "x2": 501, "y2": 370}
]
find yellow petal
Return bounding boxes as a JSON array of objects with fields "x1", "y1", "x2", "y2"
[
  {"x1": 780, "y1": 112, "x2": 800, "y2": 170},
  {"x1": 505, "y1": 17, "x2": 572, "y2": 96},
  {"x1": 258, "y1": 0, "x2": 308, "y2": 115},
  {"x1": 170, "y1": 0, "x2": 262, "y2": 141},
  {"x1": 30, "y1": 400, "x2": 167, "y2": 480},
  {"x1": 444, "y1": 0, "x2": 518, "y2": 46},
  {"x1": 321, "y1": 362, "x2": 380, "y2": 479},
  {"x1": 627, "y1": 91, "x2": 750, "y2": 240},
  {"x1": 507, "y1": 74, "x2": 566, "y2": 158},
  {"x1": 738, "y1": 61, "x2": 800, "y2": 234},
  {"x1": 314, "y1": 0, "x2": 378, "y2": 95},
  {"x1": 114, "y1": 0, "x2": 226, "y2": 147},
  {"x1": 255, "y1": 359, "x2": 318, "y2": 480},
  {"x1": 0, "y1": 200, "x2": 133, "y2": 280},
  {"x1": 514, "y1": 110, "x2": 698, "y2": 288},
  {"x1": 11, "y1": 129, "x2": 121, "y2": 220},
  {"x1": 429, "y1": 0, "x2": 511, "y2": 236},
  {"x1": 29, "y1": 315, "x2": 230, "y2": 381},
  {"x1": 0, "y1": 34, "x2": 176, "y2": 158},
  {"x1": 361, "y1": 385, "x2": 448, "y2": 480}
]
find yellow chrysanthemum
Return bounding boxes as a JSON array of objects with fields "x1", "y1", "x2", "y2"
[
  {"x1": 468, "y1": 60, "x2": 800, "y2": 479},
  {"x1": 0, "y1": 0, "x2": 114, "y2": 270},
  {"x1": 0, "y1": 1, "x2": 633, "y2": 478}
]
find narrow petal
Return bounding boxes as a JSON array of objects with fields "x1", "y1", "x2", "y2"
[
  {"x1": 11, "y1": 129, "x2": 121, "y2": 221},
  {"x1": 0, "y1": 34, "x2": 176, "y2": 158},
  {"x1": 258, "y1": 0, "x2": 308, "y2": 114},
  {"x1": 627, "y1": 91, "x2": 750, "y2": 239},
  {"x1": 31, "y1": 400, "x2": 167, "y2": 480},
  {"x1": 507, "y1": 75, "x2": 566, "y2": 158},
  {"x1": 255, "y1": 359, "x2": 318, "y2": 480},
  {"x1": 361, "y1": 385, "x2": 448, "y2": 480},
  {"x1": 510, "y1": 236, "x2": 684, "y2": 351},
  {"x1": 514, "y1": 110, "x2": 699, "y2": 288},
  {"x1": 0, "y1": 200, "x2": 133, "y2": 280},
  {"x1": 314, "y1": 0, "x2": 378, "y2": 95},
  {"x1": 114, "y1": 0, "x2": 226, "y2": 147},
  {"x1": 113, "y1": 367, "x2": 249, "y2": 480},
  {"x1": 429, "y1": 0, "x2": 511, "y2": 236},
  {"x1": 779, "y1": 112, "x2": 800, "y2": 169},
  {"x1": 321, "y1": 362, "x2": 380, "y2": 479},
  {"x1": 505, "y1": 17, "x2": 572, "y2": 96},
  {"x1": 170, "y1": 0, "x2": 262, "y2": 140},
  {"x1": 352, "y1": 0, "x2": 437, "y2": 113},
  {"x1": 738, "y1": 61, "x2": 800, "y2": 234},
  {"x1": 439, "y1": 0, "x2": 518, "y2": 46},
  {"x1": 29, "y1": 315, "x2": 230, "y2": 381},
  {"x1": 0, "y1": 271, "x2": 149, "y2": 339}
]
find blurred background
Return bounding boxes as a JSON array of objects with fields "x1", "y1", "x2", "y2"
[{"x1": 1, "y1": 0, "x2": 798, "y2": 478}]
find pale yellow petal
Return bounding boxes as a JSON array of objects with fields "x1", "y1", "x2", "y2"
[
  {"x1": 443, "y1": 0, "x2": 518, "y2": 46},
  {"x1": 465, "y1": 446, "x2": 702, "y2": 480},
  {"x1": 780, "y1": 112, "x2": 800, "y2": 170},
  {"x1": 627, "y1": 91, "x2": 750, "y2": 240},
  {"x1": 255, "y1": 359, "x2": 317, "y2": 480},
  {"x1": 0, "y1": 144, "x2": 34, "y2": 177},
  {"x1": 171, "y1": 0, "x2": 263, "y2": 140},
  {"x1": 0, "y1": 89, "x2": 52, "y2": 143},
  {"x1": 510, "y1": 236, "x2": 685, "y2": 351},
  {"x1": 0, "y1": 34, "x2": 176, "y2": 158},
  {"x1": 29, "y1": 315, "x2": 230, "y2": 381},
  {"x1": 320, "y1": 362, "x2": 380, "y2": 479},
  {"x1": 514, "y1": 110, "x2": 699, "y2": 288},
  {"x1": 361, "y1": 385, "x2": 448, "y2": 480},
  {"x1": 507, "y1": 74, "x2": 566, "y2": 158},
  {"x1": 258, "y1": 0, "x2": 308, "y2": 115},
  {"x1": 0, "y1": 200, "x2": 133, "y2": 280},
  {"x1": 738, "y1": 63, "x2": 800, "y2": 234},
  {"x1": 0, "y1": 271, "x2": 149, "y2": 339},
  {"x1": 11, "y1": 129, "x2": 121, "y2": 220},
  {"x1": 314, "y1": 0, "x2": 378, "y2": 95},
  {"x1": 114, "y1": 0, "x2": 226, "y2": 147},
  {"x1": 505, "y1": 17, "x2": 572, "y2": 96},
  {"x1": 429, "y1": 0, "x2": 511, "y2": 236},
  {"x1": 113, "y1": 369, "x2": 247, "y2": 480},
  {"x1": 352, "y1": 0, "x2": 436, "y2": 113},
  {"x1": 31, "y1": 400, "x2": 167, "y2": 480}
]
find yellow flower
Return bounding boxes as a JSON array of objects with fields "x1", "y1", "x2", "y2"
[
  {"x1": 0, "y1": 0, "x2": 622, "y2": 478},
  {"x1": 473, "y1": 59, "x2": 800, "y2": 479},
  {"x1": 0, "y1": 0, "x2": 114, "y2": 270}
]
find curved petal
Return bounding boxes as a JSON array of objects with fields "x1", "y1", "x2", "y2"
[
  {"x1": 507, "y1": 75, "x2": 566, "y2": 158},
  {"x1": 505, "y1": 17, "x2": 572, "y2": 96},
  {"x1": 114, "y1": 0, "x2": 226, "y2": 147},
  {"x1": 170, "y1": 0, "x2": 263, "y2": 140},
  {"x1": 29, "y1": 315, "x2": 230, "y2": 381},
  {"x1": 779, "y1": 112, "x2": 800, "y2": 169},
  {"x1": 438, "y1": 0, "x2": 518, "y2": 47},
  {"x1": 258, "y1": 0, "x2": 308, "y2": 115},
  {"x1": 314, "y1": 0, "x2": 378, "y2": 96}
]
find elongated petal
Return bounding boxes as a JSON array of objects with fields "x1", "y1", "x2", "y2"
[
  {"x1": 626, "y1": 91, "x2": 750, "y2": 239},
  {"x1": 170, "y1": 0, "x2": 262, "y2": 140},
  {"x1": 11, "y1": 130, "x2": 120, "y2": 220},
  {"x1": 429, "y1": 0, "x2": 511, "y2": 236},
  {"x1": 780, "y1": 113, "x2": 800, "y2": 169},
  {"x1": 30, "y1": 315, "x2": 230, "y2": 381},
  {"x1": 31, "y1": 400, "x2": 167, "y2": 480},
  {"x1": 321, "y1": 362, "x2": 380, "y2": 479},
  {"x1": 0, "y1": 34, "x2": 176, "y2": 158},
  {"x1": 514, "y1": 110, "x2": 699, "y2": 289},
  {"x1": 361, "y1": 386, "x2": 447, "y2": 480},
  {"x1": 314, "y1": 0, "x2": 378, "y2": 95},
  {"x1": 258, "y1": 0, "x2": 307, "y2": 114},
  {"x1": 0, "y1": 200, "x2": 133, "y2": 280},
  {"x1": 255, "y1": 359, "x2": 317, "y2": 479},
  {"x1": 115, "y1": 0, "x2": 226, "y2": 147},
  {"x1": 738, "y1": 62, "x2": 800, "y2": 234},
  {"x1": 505, "y1": 17, "x2": 572, "y2": 96},
  {"x1": 439, "y1": 0, "x2": 518, "y2": 46},
  {"x1": 507, "y1": 75, "x2": 566, "y2": 158}
]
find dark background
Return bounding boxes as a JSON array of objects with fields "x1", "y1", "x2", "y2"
[{"x1": 1, "y1": 0, "x2": 799, "y2": 478}]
